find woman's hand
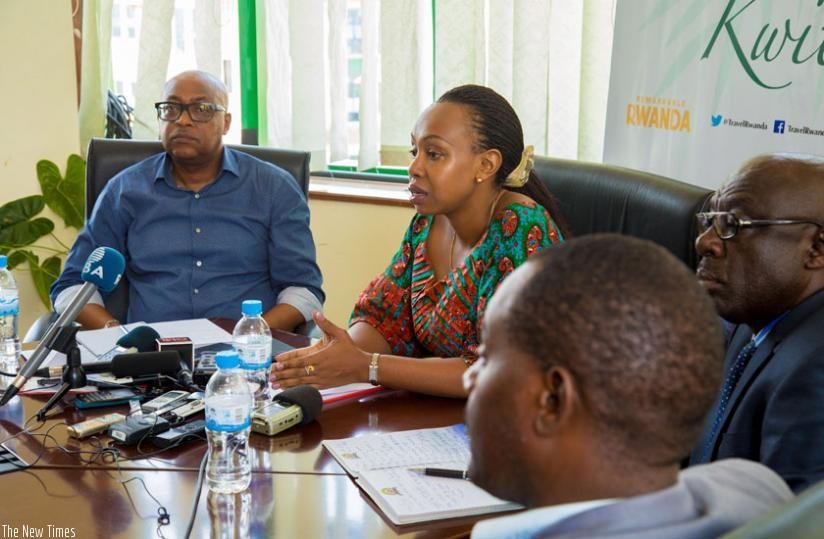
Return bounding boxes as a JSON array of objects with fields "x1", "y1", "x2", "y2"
[{"x1": 270, "y1": 312, "x2": 370, "y2": 390}]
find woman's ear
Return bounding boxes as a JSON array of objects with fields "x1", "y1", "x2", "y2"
[
  {"x1": 476, "y1": 149, "x2": 503, "y2": 182},
  {"x1": 534, "y1": 366, "x2": 578, "y2": 437}
]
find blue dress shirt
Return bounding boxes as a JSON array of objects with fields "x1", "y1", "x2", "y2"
[{"x1": 51, "y1": 148, "x2": 324, "y2": 323}]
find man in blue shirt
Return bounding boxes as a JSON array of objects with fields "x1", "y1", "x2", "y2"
[{"x1": 51, "y1": 70, "x2": 324, "y2": 331}]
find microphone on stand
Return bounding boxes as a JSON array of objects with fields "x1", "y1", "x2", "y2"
[
  {"x1": 0, "y1": 246, "x2": 125, "y2": 406},
  {"x1": 99, "y1": 325, "x2": 162, "y2": 361},
  {"x1": 110, "y1": 351, "x2": 182, "y2": 378},
  {"x1": 34, "y1": 325, "x2": 161, "y2": 378}
]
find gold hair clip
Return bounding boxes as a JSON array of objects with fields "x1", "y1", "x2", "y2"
[{"x1": 504, "y1": 145, "x2": 534, "y2": 188}]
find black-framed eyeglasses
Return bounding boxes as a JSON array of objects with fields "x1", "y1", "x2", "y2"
[
  {"x1": 154, "y1": 101, "x2": 226, "y2": 122},
  {"x1": 696, "y1": 211, "x2": 824, "y2": 240}
]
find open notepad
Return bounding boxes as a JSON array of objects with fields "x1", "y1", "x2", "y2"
[{"x1": 323, "y1": 424, "x2": 522, "y2": 525}]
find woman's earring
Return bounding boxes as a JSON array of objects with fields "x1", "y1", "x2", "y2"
[{"x1": 475, "y1": 176, "x2": 483, "y2": 184}]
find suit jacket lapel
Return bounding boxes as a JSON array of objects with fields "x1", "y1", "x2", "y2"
[{"x1": 711, "y1": 289, "x2": 824, "y2": 452}]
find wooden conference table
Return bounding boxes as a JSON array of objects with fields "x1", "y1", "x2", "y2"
[{"x1": 0, "y1": 326, "x2": 483, "y2": 538}]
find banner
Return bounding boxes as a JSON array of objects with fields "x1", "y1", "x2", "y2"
[{"x1": 604, "y1": 0, "x2": 824, "y2": 189}]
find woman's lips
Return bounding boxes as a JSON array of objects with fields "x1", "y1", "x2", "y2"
[{"x1": 408, "y1": 185, "x2": 427, "y2": 204}]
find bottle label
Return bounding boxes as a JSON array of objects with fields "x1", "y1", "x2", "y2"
[
  {"x1": 236, "y1": 342, "x2": 272, "y2": 370},
  {"x1": 206, "y1": 396, "x2": 251, "y2": 432},
  {"x1": 0, "y1": 293, "x2": 18, "y2": 316}
]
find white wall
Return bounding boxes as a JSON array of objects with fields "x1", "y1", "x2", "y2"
[
  {"x1": 0, "y1": 0, "x2": 80, "y2": 333},
  {"x1": 309, "y1": 198, "x2": 414, "y2": 324}
]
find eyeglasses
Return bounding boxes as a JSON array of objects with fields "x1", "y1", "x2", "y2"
[
  {"x1": 154, "y1": 101, "x2": 226, "y2": 122},
  {"x1": 696, "y1": 211, "x2": 824, "y2": 240}
]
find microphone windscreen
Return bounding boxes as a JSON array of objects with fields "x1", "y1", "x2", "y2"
[
  {"x1": 274, "y1": 385, "x2": 323, "y2": 425},
  {"x1": 80, "y1": 246, "x2": 125, "y2": 292},
  {"x1": 111, "y1": 351, "x2": 181, "y2": 378},
  {"x1": 116, "y1": 325, "x2": 161, "y2": 352}
]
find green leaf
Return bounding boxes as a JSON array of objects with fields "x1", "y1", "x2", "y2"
[
  {"x1": 6, "y1": 249, "x2": 32, "y2": 269},
  {"x1": 0, "y1": 195, "x2": 45, "y2": 229},
  {"x1": 9, "y1": 250, "x2": 56, "y2": 309},
  {"x1": 0, "y1": 217, "x2": 53, "y2": 249},
  {"x1": 31, "y1": 255, "x2": 61, "y2": 309},
  {"x1": 38, "y1": 154, "x2": 85, "y2": 230}
]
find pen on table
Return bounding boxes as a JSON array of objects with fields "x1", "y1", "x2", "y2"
[{"x1": 408, "y1": 467, "x2": 470, "y2": 480}]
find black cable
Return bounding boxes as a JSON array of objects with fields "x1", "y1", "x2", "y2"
[
  {"x1": 106, "y1": 90, "x2": 134, "y2": 139},
  {"x1": 114, "y1": 457, "x2": 170, "y2": 538}
]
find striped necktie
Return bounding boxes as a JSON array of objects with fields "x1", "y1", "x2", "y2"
[{"x1": 699, "y1": 340, "x2": 757, "y2": 462}]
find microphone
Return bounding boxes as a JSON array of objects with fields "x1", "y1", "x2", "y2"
[
  {"x1": 34, "y1": 325, "x2": 161, "y2": 378},
  {"x1": 251, "y1": 385, "x2": 323, "y2": 436},
  {"x1": 98, "y1": 325, "x2": 161, "y2": 362},
  {"x1": 176, "y1": 359, "x2": 200, "y2": 392},
  {"x1": 110, "y1": 351, "x2": 182, "y2": 378},
  {"x1": 0, "y1": 247, "x2": 125, "y2": 406}
]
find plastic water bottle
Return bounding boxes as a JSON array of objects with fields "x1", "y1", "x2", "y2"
[
  {"x1": 0, "y1": 255, "x2": 20, "y2": 388},
  {"x1": 205, "y1": 351, "x2": 252, "y2": 494},
  {"x1": 232, "y1": 300, "x2": 272, "y2": 408}
]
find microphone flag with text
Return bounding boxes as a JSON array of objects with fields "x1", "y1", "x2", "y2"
[{"x1": 0, "y1": 246, "x2": 125, "y2": 406}]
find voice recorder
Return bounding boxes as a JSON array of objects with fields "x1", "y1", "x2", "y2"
[{"x1": 251, "y1": 399, "x2": 302, "y2": 436}]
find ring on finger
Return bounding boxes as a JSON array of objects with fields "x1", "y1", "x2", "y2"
[{"x1": 304, "y1": 364, "x2": 315, "y2": 375}]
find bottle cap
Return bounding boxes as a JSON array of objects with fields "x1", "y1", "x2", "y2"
[
  {"x1": 0, "y1": 255, "x2": 7, "y2": 269},
  {"x1": 215, "y1": 351, "x2": 241, "y2": 369},
  {"x1": 241, "y1": 299, "x2": 263, "y2": 316}
]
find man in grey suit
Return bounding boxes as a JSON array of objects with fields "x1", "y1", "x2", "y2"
[
  {"x1": 464, "y1": 234, "x2": 791, "y2": 538},
  {"x1": 689, "y1": 153, "x2": 824, "y2": 493}
]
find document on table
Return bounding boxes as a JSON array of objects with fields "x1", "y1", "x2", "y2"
[
  {"x1": 323, "y1": 424, "x2": 522, "y2": 525},
  {"x1": 76, "y1": 318, "x2": 232, "y2": 357}
]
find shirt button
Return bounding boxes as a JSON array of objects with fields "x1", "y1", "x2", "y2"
[
  {"x1": 196, "y1": 260, "x2": 202, "y2": 267},
  {"x1": 194, "y1": 193, "x2": 200, "y2": 199},
  {"x1": 195, "y1": 227, "x2": 201, "y2": 234},
  {"x1": 193, "y1": 288, "x2": 199, "y2": 295}
]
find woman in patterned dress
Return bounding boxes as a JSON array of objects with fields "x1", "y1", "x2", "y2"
[{"x1": 271, "y1": 85, "x2": 567, "y2": 397}]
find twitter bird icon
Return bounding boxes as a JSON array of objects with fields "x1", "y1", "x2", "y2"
[{"x1": 711, "y1": 114, "x2": 723, "y2": 127}]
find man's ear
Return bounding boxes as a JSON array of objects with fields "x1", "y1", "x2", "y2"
[
  {"x1": 534, "y1": 366, "x2": 578, "y2": 437},
  {"x1": 223, "y1": 112, "x2": 232, "y2": 135},
  {"x1": 805, "y1": 229, "x2": 824, "y2": 270}
]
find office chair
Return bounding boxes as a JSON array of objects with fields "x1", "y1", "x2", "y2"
[
  {"x1": 24, "y1": 139, "x2": 313, "y2": 341},
  {"x1": 533, "y1": 156, "x2": 712, "y2": 269}
]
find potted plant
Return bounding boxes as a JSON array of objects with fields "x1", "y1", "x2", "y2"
[{"x1": 0, "y1": 155, "x2": 85, "y2": 309}]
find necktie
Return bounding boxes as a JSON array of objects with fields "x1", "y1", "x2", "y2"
[{"x1": 699, "y1": 340, "x2": 757, "y2": 462}]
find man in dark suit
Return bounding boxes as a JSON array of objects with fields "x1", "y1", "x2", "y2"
[
  {"x1": 465, "y1": 234, "x2": 790, "y2": 538},
  {"x1": 690, "y1": 153, "x2": 824, "y2": 493}
]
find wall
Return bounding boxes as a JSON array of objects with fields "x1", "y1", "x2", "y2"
[
  {"x1": 0, "y1": 0, "x2": 80, "y2": 333},
  {"x1": 308, "y1": 198, "x2": 414, "y2": 324}
]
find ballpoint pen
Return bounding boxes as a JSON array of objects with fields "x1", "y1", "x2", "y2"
[{"x1": 408, "y1": 467, "x2": 470, "y2": 480}]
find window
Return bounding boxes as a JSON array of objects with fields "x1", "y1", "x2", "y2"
[{"x1": 110, "y1": 0, "x2": 241, "y2": 143}]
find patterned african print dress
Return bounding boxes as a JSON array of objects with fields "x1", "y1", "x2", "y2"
[{"x1": 350, "y1": 200, "x2": 564, "y2": 363}]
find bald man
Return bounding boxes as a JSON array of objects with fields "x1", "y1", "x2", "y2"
[
  {"x1": 52, "y1": 70, "x2": 323, "y2": 331},
  {"x1": 690, "y1": 153, "x2": 824, "y2": 493},
  {"x1": 464, "y1": 234, "x2": 790, "y2": 538}
]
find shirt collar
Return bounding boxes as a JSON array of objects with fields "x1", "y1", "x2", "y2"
[
  {"x1": 752, "y1": 311, "x2": 788, "y2": 347},
  {"x1": 471, "y1": 498, "x2": 616, "y2": 539},
  {"x1": 154, "y1": 146, "x2": 240, "y2": 190}
]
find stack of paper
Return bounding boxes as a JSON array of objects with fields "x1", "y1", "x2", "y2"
[{"x1": 323, "y1": 424, "x2": 522, "y2": 525}]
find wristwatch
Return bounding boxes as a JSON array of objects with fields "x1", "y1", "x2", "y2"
[{"x1": 369, "y1": 353, "x2": 380, "y2": 386}]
